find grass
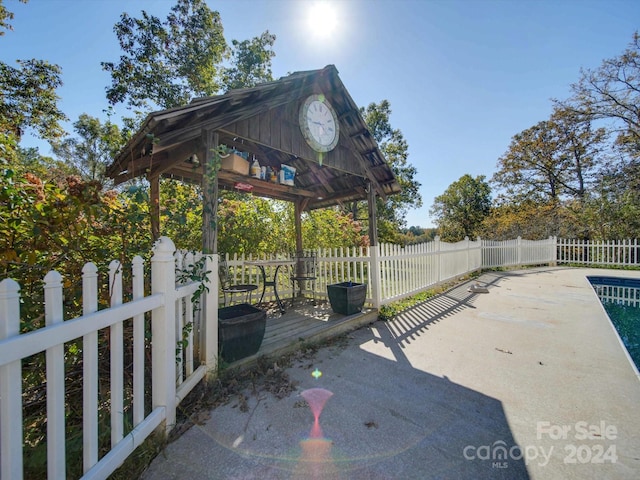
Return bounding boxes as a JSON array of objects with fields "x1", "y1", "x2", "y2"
[{"x1": 378, "y1": 270, "x2": 481, "y2": 321}]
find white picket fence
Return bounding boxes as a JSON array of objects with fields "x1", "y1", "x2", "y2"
[
  {"x1": 225, "y1": 236, "x2": 557, "y2": 306},
  {"x1": 557, "y1": 238, "x2": 640, "y2": 266},
  {"x1": 0, "y1": 237, "x2": 219, "y2": 480},
  {"x1": 5, "y1": 234, "x2": 635, "y2": 480}
]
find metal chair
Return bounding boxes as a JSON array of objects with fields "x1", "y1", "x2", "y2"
[
  {"x1": 218, "y1": 258, "x2": 258, "y2": 306},
  {"x1": 290, "y1": 251, "x2": 317, "y2": 305}
]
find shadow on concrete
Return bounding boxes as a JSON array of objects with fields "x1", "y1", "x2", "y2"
[
  {"x1": 141, "y1": 272, "x2": 532, "y2": 479},
  {"x1": 384, "y1": 273, "x2": 513, "y2": 355}
]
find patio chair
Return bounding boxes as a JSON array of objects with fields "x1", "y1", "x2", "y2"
[
  {"x1": 218, "y1": 258, "x2": 258, "y2": 307},
  {"x1": 290, "y1": 251, "x2": 317, "y2": 305}
]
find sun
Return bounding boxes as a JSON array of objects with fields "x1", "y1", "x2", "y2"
[{"x1": 307, "y1": 1, "x2": 339, "y2": 39}]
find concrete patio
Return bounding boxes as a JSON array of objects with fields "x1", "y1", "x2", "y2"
[{"x1": 141, "y1": 267, "x2": 640, "y2": 479}]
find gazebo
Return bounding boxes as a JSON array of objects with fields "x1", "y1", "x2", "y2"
[{"x1": 107, "y1": 65, "x2": 401, "y2": 253}]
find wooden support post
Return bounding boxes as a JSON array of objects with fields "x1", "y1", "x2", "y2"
[
  {"x1": 367, "y1": 181, "x2": 378, "y2": 246},
  {"x1": 294, "y1": 200, "x2": 304, "y2": 255},
  {"x1": 202, "y1": 130, "x2": 219, "y2": 254},
  {"x1": 150, "y1": 175, "x2": 160, "y2": 241},
  {"x1": 366, "y1": 182, "x2": 382, "y2": 308}
]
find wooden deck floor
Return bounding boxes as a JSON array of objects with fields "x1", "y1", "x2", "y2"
[{"x1": 227, "y1": 299, "x2": 378, "y2": 369}]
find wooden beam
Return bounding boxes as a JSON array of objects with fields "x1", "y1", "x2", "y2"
[
  {"x1": 150, "y1": 175, "x2": 160, "y2": 241},
  {"x1": 294, "y1": 200, "x2": 303, "y2": 255},
  {"x1": 367, "y1": 181, "x2": 378, "y2": 246},
  {"x1": 201, "y1": 130, "x2": 218, "y2": 254},
  {"x1": 216, "y1": 170, "x2": 320, "y2": 199},
  {"x1": 147, "y1": 138, "x2": 200, "y2": 175},
  {"x1": 306, "y1": 161, "x2": 335, "y2": 194}
]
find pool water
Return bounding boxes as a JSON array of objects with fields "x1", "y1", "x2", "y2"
[{"x1": 589, "y1": 276, "x2": 640, "y2": 370}]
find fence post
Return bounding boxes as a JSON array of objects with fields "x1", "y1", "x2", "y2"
[
  {"x1": 109, "y1": 260, "x2": 124, "y2": 446},
  {"x1": 550, "y1": 236, "x2": 558, "y2": 266},
  {"x1": 203, "y1": 253, "x2": 219, "y2": 380},
  {"x1": 369, "y1": 245, "x2": 382, "y2": 309},
  {"x1": 0, "y1": 279, "x2": 23, "y2": 480},
  {"x1": 82, "y1": 262, "x2": 99, "y2": 473},
  {"x1": 517, "y1": 236, "x2": 522, "y2": 267},
  {"x1": 132, "y1": 256, "x2": 145, "y2": 427},
  {"x1": 435, "y1": 236, "x2": 442, "y2": 283},
  {"x1": 44, "y1": 270, "x2": 65, "y2": 479},
  {"x1": 464, "y1": 236, "x2": 470, "y2": 273},
  {"x1": 151, "y1": 236, "x2": 177, "y2": 434}
]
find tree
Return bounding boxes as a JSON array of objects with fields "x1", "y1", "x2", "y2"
[
  {"x1": 582, "y1": 158, "x2": 640, "y2": 239},
  {"x1": 102, "y1": 0, "x2": 275, "y2": 111},
  {"x1": 357, "y1": 100, "x2": 422, "y2": 242},
  {"x1": 0, "y1": 0, "x2": 26, "y2": 36},
  {"x1": 479, "y1": 201, "x2": 572, "y2": 240},
  {"x1": 51, "y1": 114, "x2": 125, "y2": 185},
  {"x1": 492, "y1": 107, "x2": 606, "y2": 204},
  {"x1": 1, "y1": 0, "x2": 66, "y2": 162},
  {"x1": 549, "y1": 106, "x2": 607, "y2": 199},
  {"x1": 0, "y1": 58, "x2": 67, "y2": 144},
  {"x1": 222, "y1": 31, "x2": 276, "y2": 91},
  {"x1": 567, "y1": 31, "x2": 640, "y2": 156},
  {"x1": 430, "y1": 174, "x2": 491, "y2": 241}
]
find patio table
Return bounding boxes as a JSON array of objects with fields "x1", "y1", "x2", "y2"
[{"x1": 245, "y1": 259, "x2": 294, "y2": 313}]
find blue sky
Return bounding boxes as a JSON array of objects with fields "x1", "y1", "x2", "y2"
[{"x1": 3, "y1": 0, "x2": 639, "y2": 227}]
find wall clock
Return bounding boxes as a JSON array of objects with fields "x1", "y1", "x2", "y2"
[{"x1": 299, "y1": 94, "x2": 340, "y2": 153}]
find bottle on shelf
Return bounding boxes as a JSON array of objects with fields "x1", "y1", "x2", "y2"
[{"x1": 250, "y1": 156, "x2": 261, "y2": 178}]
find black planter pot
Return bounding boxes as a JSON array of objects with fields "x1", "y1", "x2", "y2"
[
  {"x1": 326, "y1": 281, "x2": 367, "y2": 315},
  {"x1": 218, "y1": 304, "x2": 267, "y2": 362}
]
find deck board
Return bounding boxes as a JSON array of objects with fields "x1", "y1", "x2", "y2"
[{"x1": 226, "y1": 300, "x2": 378, "y2": 369}]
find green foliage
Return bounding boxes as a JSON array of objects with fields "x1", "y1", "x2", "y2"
[
  {"x1": 102, "y1": 0, "x2": 227, "y2": 110},
  {"x1": 222, "y1": 31, "x2": 276, "y2": 90},
  {"x1": 479, "y1": 201, "x2": 561, "y2": 239},
  {"x1": 0, "y1": 165, "x2": 152, "y2": 328},
  {"x1": 485, "y1": 32, "x2": 640, "y2": 240},
  {"x1": 0, "y1": 58, "x2": 67, "y2": 141},
  {"x1": 0, "y1": 0, "x2": 26, "y2": 36},
  {"x1": 378, "y1": 272, "x2": 479, "y2": 321},
  {"x1": 581, "y1": 161, "x2": 640, "y2": 239},
  {"x1": 357, "y1": 100, "x2": 422, "y2": 239},
  {"x1": 493, "y1": 106, "x2": 605, "y2": 205},
  {"x1": 567, "y1": 31, "x2": 640, "y2": 155},
  {"x1": 217, "y1": 195, "x2": 284, "y2": 254},
  {"x1": 102, "y1": 0, "x2": 276, "y2": 111},
  {"x1": 378, "y1": 290, "x2": 437, "y2": 321},
  {"x1": 1, "y1": 0, "x2": 66, "y2": 171},
  {"x1": 398, "y1": 226, "x2": 437, "y2": 245},
  {"x1": 431, "y1": 174, "x2": 491, "y2": 241},
  {"x1": 51, "y1": 113, "x2": 126, "y2": 186},
  {"x1": 160, "y1": 179, "x2": 203, "y2": 250}
]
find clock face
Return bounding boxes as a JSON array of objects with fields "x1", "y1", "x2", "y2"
[{"x1": 299, "y1": 94, "x2": 339, "y2": 152}]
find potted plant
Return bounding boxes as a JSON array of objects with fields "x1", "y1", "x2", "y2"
[
  {"x1": 326, "y1": 281, "x2": 367, "y2": 315},
  {"x1": 218, "y1": 303, "x2": 267, "y2": 362}
]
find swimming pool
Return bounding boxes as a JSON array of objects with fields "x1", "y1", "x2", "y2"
[{"x1": 589, "y1": 276, "x2": 640, "y2": 370}]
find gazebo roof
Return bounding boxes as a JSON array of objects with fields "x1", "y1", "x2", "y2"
[{"x1": 107, "y1": 65, "x2": 401, "y2": 210}]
